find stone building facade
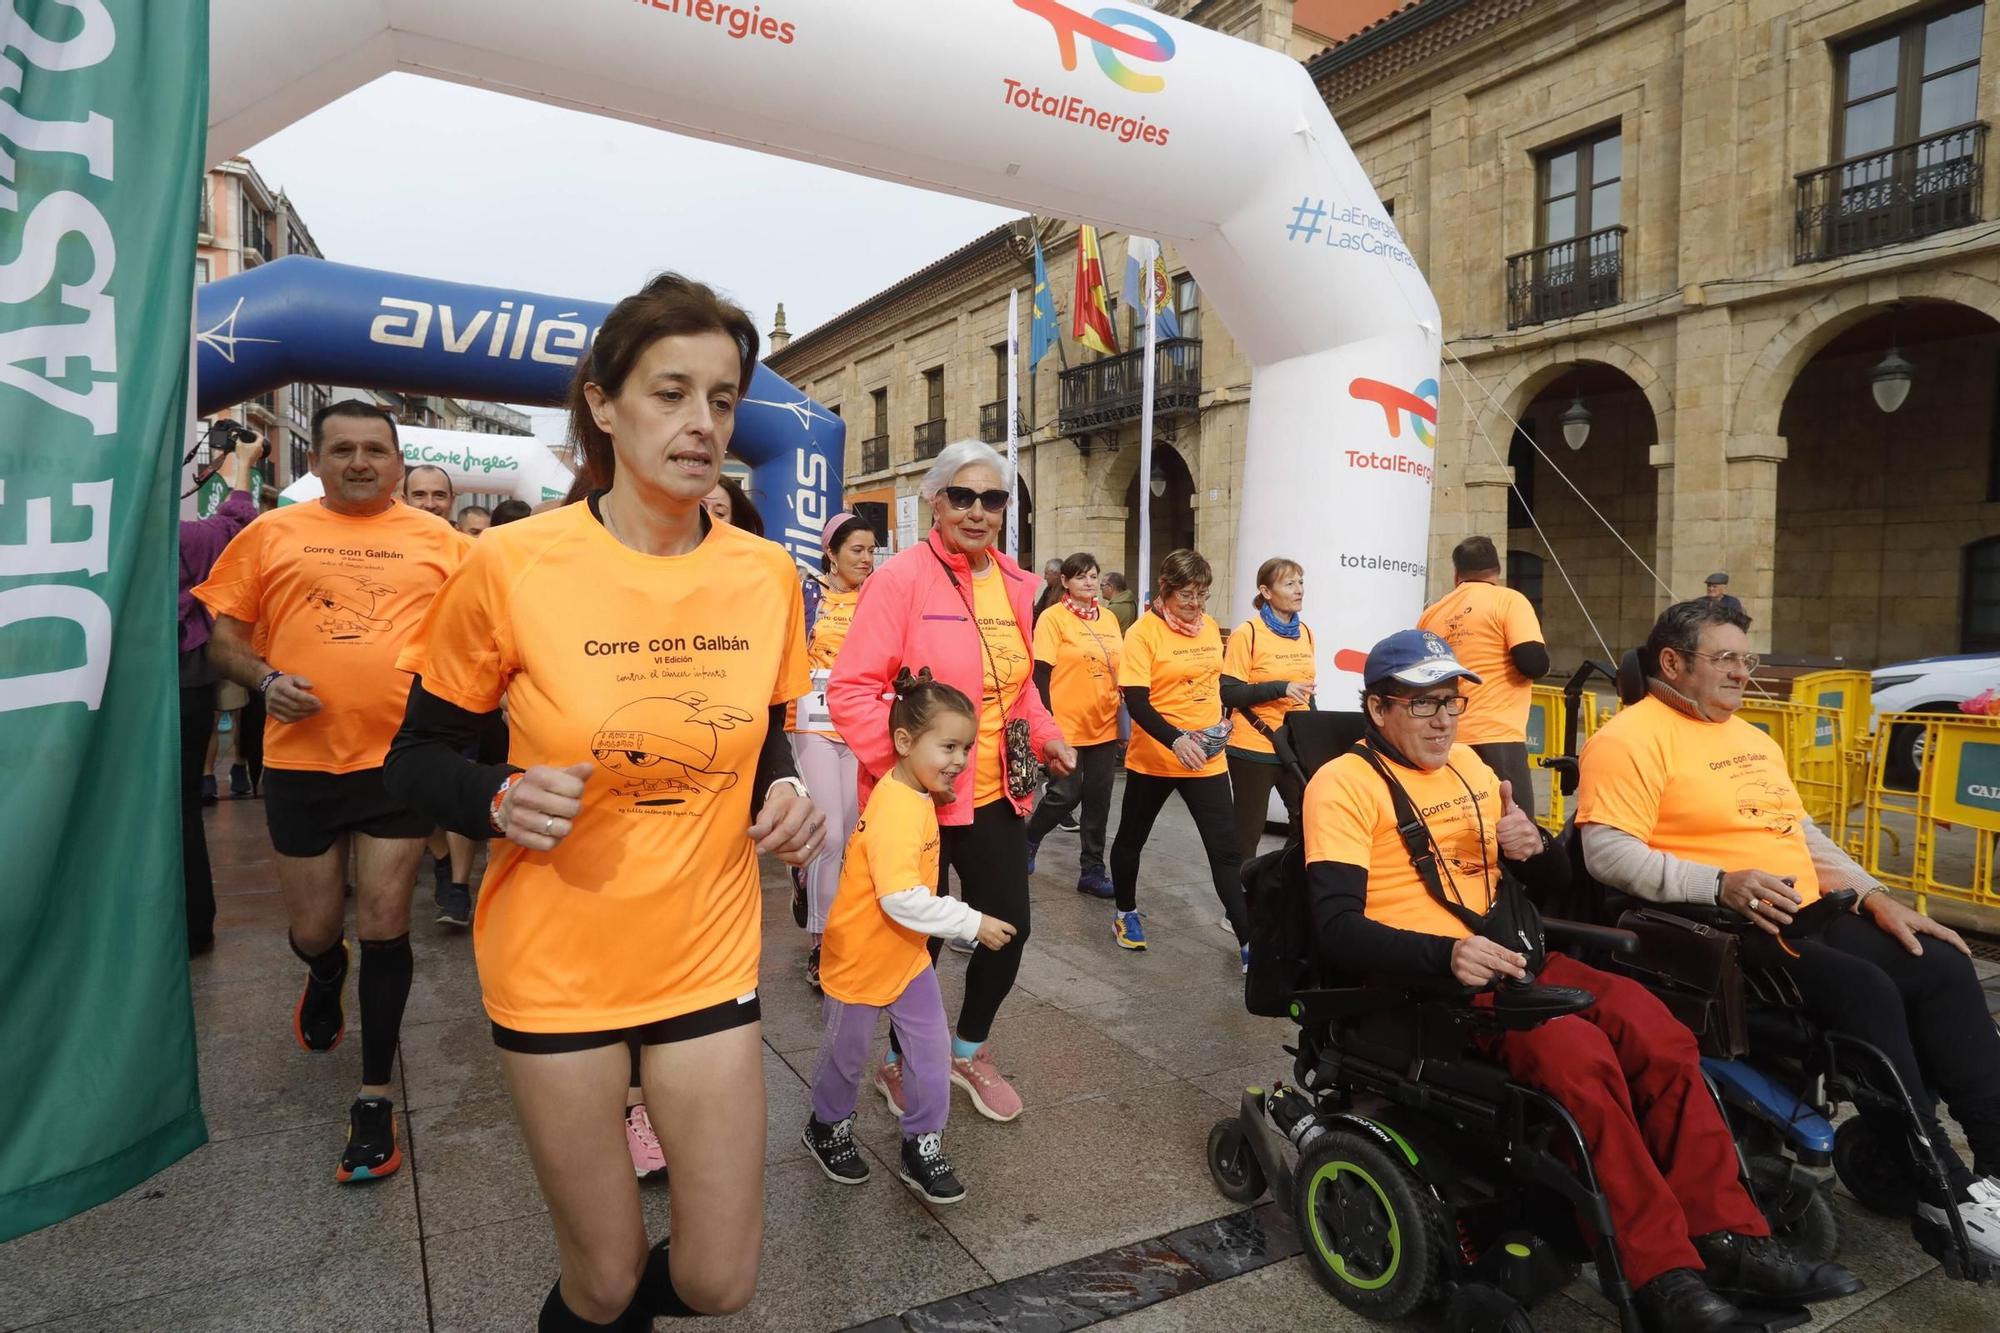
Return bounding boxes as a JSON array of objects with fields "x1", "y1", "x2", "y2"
[{"x1": 1316, "y1": 0, "x2": 2000, "y2": 668}]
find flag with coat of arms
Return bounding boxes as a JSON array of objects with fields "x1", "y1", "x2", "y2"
[
  {"x1": 1122, "y1": 236, "x2": 1179, "y2": 342},
  {"x1": 1072, "y1": 225, "x2": 1119, "y2": 356}
]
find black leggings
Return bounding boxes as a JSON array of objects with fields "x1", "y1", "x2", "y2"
[
  {"x1": 891, "y1": 799, "x2": 1031, "y2": 1049},
  {"x1": 1747, "y1": 913, "x2": 2000, "y2": 1187},
  {"x1": 1025, "y1": 740, "x2": 1118, "y2": 874},
  {"x1": 1225, "y1": 753, "x2": 1303, "y2": 865},
  {"x1": 1109, "y1": 771, "x2": 1246, "y2": 941}
]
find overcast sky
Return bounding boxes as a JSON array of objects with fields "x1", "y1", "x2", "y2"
[{"x1": 244, "y1": 74, "x2": 1018, "y2": 440}]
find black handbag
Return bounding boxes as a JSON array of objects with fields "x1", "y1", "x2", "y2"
[
  {"x1": 1354, "y1": 745, "x2": 1548, "y2": 974},
  {"x1": 1612, "y1": 906, "x2": 1748, "y2": 1059}
]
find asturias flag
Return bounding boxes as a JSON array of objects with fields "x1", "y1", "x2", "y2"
[
  {"x1": 1030, "y1": 237, "x2": 1059, "y2": 368},
  {"x1": 1122, "y1": 236, "x2": 1179, "y2": 342},
  {"x1": 1072, "y1": 225, "x2": 1119, "y2": 356}
]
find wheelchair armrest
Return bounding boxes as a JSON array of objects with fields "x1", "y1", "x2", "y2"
[
  {"x1": 1490, "y1": 981, "x2": 1596, "y2": 1028},
  {"x1": 1287, "y1": 978, "x2": 1472, "y2": 1026},
  {"x1": 1543, "y1": 918, "x2": 1638, "y2": 954}
]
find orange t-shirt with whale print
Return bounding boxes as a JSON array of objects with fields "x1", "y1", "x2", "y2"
[
  {"x1": 193, "y1": 499, "x2": 470, "y2": 774},
  {"x1": 396, "y1": 501, "x2": 808, "y2": 1032}
]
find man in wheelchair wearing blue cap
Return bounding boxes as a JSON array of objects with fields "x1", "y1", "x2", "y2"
[
  {"x1": 1302, "y1": 629, "x2": 1857, "y2": 1332},
  {"x1": 1578, "y1": 597, "x2": 2000, "y2": 1267}
]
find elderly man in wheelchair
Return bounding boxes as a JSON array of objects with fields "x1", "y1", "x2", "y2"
[
  {"x1": 1282, "y1": 629, "x2": 1857, "y2": 1333},
  {"x1": 1576, "y1": 598, "x2": 2000, "y2": 1271}
]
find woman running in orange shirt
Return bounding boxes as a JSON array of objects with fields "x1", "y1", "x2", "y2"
[{"x1": 385, "y1": 274, "x2": 825, "y2": 1331}]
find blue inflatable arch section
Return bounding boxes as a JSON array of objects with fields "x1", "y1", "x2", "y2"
[{"x1": 196, "y1": 256, "x2": 845, "y2": 567}]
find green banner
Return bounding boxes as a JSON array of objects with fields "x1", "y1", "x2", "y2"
[{"x1": 0, "y1": 4, "x2": 208, "y2": 1240}]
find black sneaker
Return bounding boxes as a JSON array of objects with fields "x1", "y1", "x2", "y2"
[
  {"x1": 436, "y1": 881, "x2": 472, "y2": 927},
  {"x1": 802, "y1": 1115, "x2": 870, "y2": 1185},
  {"x1": 228, "y1": 762, "x2": 252, "y2": 798},
  {"x1": 336, "y1": 1096, "x2": 402, "y2": 1182},
  {"x1": 1057, "y1": 815, "x2": 1081, "y2": 833},
  {"x1": 1633, "y1": 1267, "x2": 1739, "y2": 1333},
  {"x1": 804, "y1": 944, "x2": 822, "y2": 994},
  {"x1": 790, "y1": 867, "x2": 809, "y2": 929},
  {"x1": 291, "y1": 945, "x2": 347, "y2": 1052},
  {"x1": 898, "y1": 1132, "x2": 967, "y2": 1204},
  {"x1": 1693, "y1": 1230, "x2": 1863, "y2": 1305}
]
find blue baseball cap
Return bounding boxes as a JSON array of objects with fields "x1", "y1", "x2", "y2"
[{"x1": 1362, "y1": 629, "x2": 1482, "y2": 689}]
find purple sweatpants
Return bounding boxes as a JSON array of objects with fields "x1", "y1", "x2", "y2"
[{"x1": 811, "y1": 965, "x2": 950, "y2": 1136}]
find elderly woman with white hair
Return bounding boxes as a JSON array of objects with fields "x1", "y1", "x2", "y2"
[{"x1": 829, "y1": 439, "x2": 1076, "y2": 1123}]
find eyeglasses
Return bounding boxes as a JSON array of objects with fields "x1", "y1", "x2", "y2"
[
  {"x1": 1380, "y1": 695, "x2": 1469, "y2": 719},
  {"x1": 941, "y1": 486, "x2": 1010, "y2": 512},
  {"x1": 1164, "y1": 585, "x2": 1210, "y2": 605},
  {"x1": 1686, "y1": 650, "x2": 1760, "y2": 674}
]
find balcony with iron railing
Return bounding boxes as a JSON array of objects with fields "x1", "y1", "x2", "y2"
[
  {"x1": 1056, "y1": 338, "x2": 1203, "y2": 437},
  {"x1": 859, "y1": 433, "x2": 889, "y2": 474},
  {"x1": 1796, "y1": 122, "x2": 1986, "y2": 263},
  {"x1": 913, "y1": 418, "x2": 946, "y2": 460},
  {"x1": 979, "y1": 400, "x2": 1023, "y2": 444},
  {"x1": 1506, "y1": 225, "x2": 1625, "y2": 330}
]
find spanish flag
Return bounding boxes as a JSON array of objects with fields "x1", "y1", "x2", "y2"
[{"x1": 1072, "y1": 225, "x2": 1119, "y2": 356}]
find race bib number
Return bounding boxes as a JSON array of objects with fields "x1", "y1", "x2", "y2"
[{"x1": 796, "y1": 669, "x2": 834, "y2": 732}]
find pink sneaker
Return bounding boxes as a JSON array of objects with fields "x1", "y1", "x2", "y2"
[
  {"x1": 950, "y1": 1044, "x2": 1024, "y2": 1122},
  {"x1": 625, "y1": 1102, "x2": 666, "y2": 1178},
  {"x1": 874, "y1": 1058, "x2": 907, "y2": 1117}
]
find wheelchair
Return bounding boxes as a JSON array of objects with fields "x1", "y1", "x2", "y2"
[
  {"x1": 1537, "y1": 653, "x2": 2000, "y2": 1286},
  {"x1": 1208, "y1": 711, "x2": 1812, "y2": 1333}
]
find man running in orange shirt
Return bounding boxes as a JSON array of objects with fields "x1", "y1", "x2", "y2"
[
  {"x1": 1418, "y1": 535, "x2": 1549, "y2": 818},
  {"x1": 197, "y1": 400, "x2": 470, "y2": 1183}
]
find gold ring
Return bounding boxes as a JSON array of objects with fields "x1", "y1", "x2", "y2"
[{"x1": 1750, "y1": 897, "x2": 1764, "y2": 910}]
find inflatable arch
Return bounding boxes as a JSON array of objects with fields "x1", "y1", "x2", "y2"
[
  {"x1": 195, "y1": 257, "x2": 844, "y2": 565},
  {"x1": 210, "y1": 0, "x2": 1442, "y2": 691}
]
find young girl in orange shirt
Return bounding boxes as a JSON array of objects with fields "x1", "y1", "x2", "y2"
[{"x1": 804, "y1": 670, "x2": 1017, "y2": 1204}]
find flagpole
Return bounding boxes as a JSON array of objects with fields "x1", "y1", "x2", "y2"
[
  {"x1": 1006, "y1": 288, "x2": 1021, "y2": 557},
  {"x1": 1137, "y1": 245, "x2": 1158, "y2": 603}
]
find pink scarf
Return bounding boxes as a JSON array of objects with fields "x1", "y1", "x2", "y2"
[{"x1": 1152, "y1": 601, "x2": 1203, "y2": 638}]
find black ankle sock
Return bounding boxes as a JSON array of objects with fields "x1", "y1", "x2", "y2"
[
  {"x1": 538, "y1": 1281, "x2": 645, "y2": 1332},
  {"x1": 290, "y1": 934, "x2": 347, "y2": 985},
  {"x1": 357, "y1": 933, "x2": 413, "y2": 1087},
  {"x1": 637, "y1": 1239, "x2": 699, "y2": 1318}
]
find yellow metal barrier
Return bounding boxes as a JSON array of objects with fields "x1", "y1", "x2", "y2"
[
  {"x1": 1527, "y1": 684, "x2": 1599, "y2": 833},
  {"x1": 1792, "y1": 669, "x2": 1875, "y2": 844},
  {"x1": 1857, "y1": 711, "x2": 2000, "y2": 912}
]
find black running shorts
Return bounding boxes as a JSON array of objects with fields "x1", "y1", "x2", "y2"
[
  {"x1": 262, "y1": 765, "x2": 434, "y2": 858},
  {"x1": 490, "y1": 992, "x2": 763, "y2": 1054}
]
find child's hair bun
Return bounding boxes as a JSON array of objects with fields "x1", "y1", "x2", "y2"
[{"x1": 891, "y1": 666, "x2": 934, "y2": 697}]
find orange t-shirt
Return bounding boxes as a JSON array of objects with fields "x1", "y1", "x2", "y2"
[
  {"x1": 1576, "y1": 695, "x2": 1821, "y2": 903},
  {"x1": 819, "y1": 776, "x2": 942, "y2": 1007},
  {"x1": 1417, "y1": 581, "x2": 1543, "y2": 744},
  {"x1": 970, "y1": 563, "x2": 1030, "y2": 806},
  {"x1": 1303, "y1": 744, "x2": 1501, "y2": 939},
  {"x1": 192, "y1": 499, "x2": 470, "y2": 774},
  {"x1": 787, "y1": 583, "x2": 858, "y2": 737},
  {"x1": 1222, "y1": 619, "x2": 1317, "y2": 756},
  {"x1": 1119, "y1": 612, "x2": 1226, "y2": 778},
  {"x1": 1032, "y1": 602, "x2": 1122, "y2": 746},
  {"x1": 394, "y1": 503, "x2": 810, "y2": 1031}
]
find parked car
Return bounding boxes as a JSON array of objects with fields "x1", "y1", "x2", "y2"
[{"x1": 1871, "y1": 651, "x2": 2000, "y2": 788}]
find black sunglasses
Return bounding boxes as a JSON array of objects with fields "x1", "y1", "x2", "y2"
[{"x1": 941, "y1": 486, "x2": 1010, "y2": 512}]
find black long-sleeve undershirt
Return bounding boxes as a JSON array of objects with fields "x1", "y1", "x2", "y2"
[
  {"x1": 385, "y1": 679, "x2": 797, "y2": 838},
  {"x1": 1510, "y1": 641, "x2": 1551, "y2": 681},
  {"x1": 1219, "y1": 674, "x2": 1289, "y2": 711},
  {"x1": 1308, "y1": 830, "x2": 1570, "y2": 983},
  {"x1": 1120, "y1": 684, "x2": 1183, "y2": 749},
  {"x1": 1034, "y1": 661, "x2": 1054, "y2": 711}
]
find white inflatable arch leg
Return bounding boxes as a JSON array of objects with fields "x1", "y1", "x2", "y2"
[{"x1": 211, "y1": 0, "x2": 1442, "y2": 685}]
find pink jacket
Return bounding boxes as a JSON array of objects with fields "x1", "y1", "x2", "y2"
[{"x1": 829, "y1": 528, "x2": 1065, "y2": 824}]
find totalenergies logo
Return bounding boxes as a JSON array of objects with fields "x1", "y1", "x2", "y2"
[
  {"x1": 1350, "y1": 377, "x2": 1440, "y2": 448},
  {"x1": 1016, "y1": 0, "x2": 1176, "y2": 93}
]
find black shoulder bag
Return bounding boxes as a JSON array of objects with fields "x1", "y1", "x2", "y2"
[{"x1": 1352, "y1": 744, "x2": 1547, "y2": 975}]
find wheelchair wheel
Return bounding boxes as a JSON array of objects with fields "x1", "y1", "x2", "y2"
[
  {"x1": 1834, "y1": 1113, "x2": 1918, "y2": 1217},
  {"x1": 1294, "y1": 1129, "x2": 1444, "y2": 1318},
  {"x1": 1749, "y1": 1154, "x2": 1839, "y2": 1264},
  {"x1": 1207, "y1": 1119, "x2": 1267, "y2": 1204}
]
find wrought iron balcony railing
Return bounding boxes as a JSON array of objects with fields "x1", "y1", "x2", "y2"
[
  {"x1": 912, "y1": 417, "x2": 946, "y2": 460},
  {"x1": 1506, "y1": 225, "x2": 1625, "y2": 330},
  {"x1": 1796, "y1": 122, "x2": 1986, "y2": 263},
  {"x1": 1056, "y1": 338, "x2": 1203, "y2": 437},
  {"x1": 859, "y1": 433, "x2": 889, "y2": 474},
  {"x1": 979, "y1": 399, "x2": 1024, "y2": 444}
]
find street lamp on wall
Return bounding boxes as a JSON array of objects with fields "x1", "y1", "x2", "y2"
[
  {"x1": 1150, "y1": 460, "x2": 1167, "y2": 497},
  {"x1": 1870, "y1": 346, "x2": 1914, "y2": 414},
  {"x1": 1560, "y1": 395, "x2": 1592, "y2": 451}
]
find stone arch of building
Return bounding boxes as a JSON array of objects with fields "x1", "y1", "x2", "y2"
[
  {"x1": 1731, "y1": 270, "x2": 2000, "y2": 441},
  {"x1": 1474, "y1": 340, "x2": 1674, "y2": 457}
]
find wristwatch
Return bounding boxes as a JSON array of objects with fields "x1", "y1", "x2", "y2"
[{"x1": 1851, "y1": 884, "x2": 1883, "y2": 913}]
